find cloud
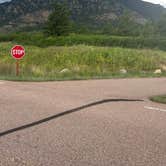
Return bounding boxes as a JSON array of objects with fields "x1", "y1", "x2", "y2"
[
  {"x1": 144, "y1": 0, "x2": 166, "y2": 7},
  {"x1": 0, "y1": 0, "x2": 11, "y2": 3}
]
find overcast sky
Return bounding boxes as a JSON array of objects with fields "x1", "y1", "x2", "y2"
[
  {"x1": 143, "y1": 0, "x2": 166, "y2": 6},
  {"x1": 0, "y1": 0, "x2": 10, "y2": 3},
  {"x1": 0, "y1": 0, "x2": 166, "y2": 7}
]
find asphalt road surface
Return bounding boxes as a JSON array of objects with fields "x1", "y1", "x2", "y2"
[{"x1": 0, "y1": 78, "x2": 166, "y2": 166}]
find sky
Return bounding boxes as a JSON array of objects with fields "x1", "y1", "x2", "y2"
[
  {"x1": 0, "y1": 0, "x2": 165, "y2": 7},
  {"x1": 144, "y1": 0, "x2": 166, "y2": 7},
  {"x1": 0, "y1": 0, "x2": 10, "y2": 2}
]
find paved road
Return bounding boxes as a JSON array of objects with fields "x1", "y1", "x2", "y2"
[{"x1": 0, "y1": 78, "x2": 166, "y2": 166}]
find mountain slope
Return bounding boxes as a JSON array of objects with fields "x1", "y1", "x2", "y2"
[
  {"x1": 0, "y1": 0, "x2": 165, "y2": 29},
  {"x1": 120, "y1": 0, "x2": 165, "y2": 20}
]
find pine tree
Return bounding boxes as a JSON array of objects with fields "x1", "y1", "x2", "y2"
[{"x1": 45, "y1": 2, "x2": 71, "y2": 36}]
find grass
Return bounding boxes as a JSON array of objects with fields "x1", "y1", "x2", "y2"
[
  {"x1": 150, "y1": 95, "x2": 166, "y2": 104},
  {"x1": 0, "y1": 42, "x2": 166, "y2": 81}
]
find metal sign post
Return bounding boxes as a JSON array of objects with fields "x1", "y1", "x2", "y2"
[{"x1": 16, "y1": 60, "x2": 19, "y2": 76}]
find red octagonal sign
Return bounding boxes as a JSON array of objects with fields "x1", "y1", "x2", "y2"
[{"x1": 11, "y1": 45, "x2": 25, "y2": 59}]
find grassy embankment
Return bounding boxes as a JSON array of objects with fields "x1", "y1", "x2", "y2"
[
  {"x1": 150, "y1": 95, "x2": 166, "y2": 104},
  {"x1": 0, "y1": 36, "x2": 166, "y2": 81}
]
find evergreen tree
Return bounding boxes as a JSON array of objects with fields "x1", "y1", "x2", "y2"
[
  {"x1": 116, "y1": 12, "x2": 142, "y2": 36},
  {"x1": 45, "y1": 2, "x2": 71, "y2": 36},
  {"x1": 156, "y1": 14, "x2": 166, "y2": 36}
]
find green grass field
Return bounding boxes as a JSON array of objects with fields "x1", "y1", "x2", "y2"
[{"x1": 0, "y1": 42, "x2": 166, "y2": 81}]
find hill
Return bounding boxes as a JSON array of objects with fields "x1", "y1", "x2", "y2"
[{"x1": 0, "y1": 0, "x2": 165, "y2": 31}]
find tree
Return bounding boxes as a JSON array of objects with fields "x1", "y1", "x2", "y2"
[
  {"x1": 140, "y1": 21, "x2": 156, "y2": 37},
  {"x1": 45, "y1": 2, "x2": 71, "y2": 36},
  {"x1": 102, "y1": 12, "x2": 143, "y2": 36},
  {"x1": 116, "y1": 12, "x2": 142, "y2": 36},
  {"x1": 156, "y1": 14, "x2": 166, "y2": 36}
]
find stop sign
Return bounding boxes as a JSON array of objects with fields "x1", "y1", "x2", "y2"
[{"x1": 11, "y1": 45, "x2": 25, "y2": 59}]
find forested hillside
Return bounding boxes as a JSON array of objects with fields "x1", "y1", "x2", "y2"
[{"x1": 0, "y1": 0, "x2": 165, "y2": 29}]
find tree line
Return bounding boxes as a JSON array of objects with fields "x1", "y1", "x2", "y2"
[{"x1": 45, "y1": 2, "x2": 166, "y2": 37}]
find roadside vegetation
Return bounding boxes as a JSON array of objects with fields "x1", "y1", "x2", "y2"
[
  {"x1": 150, "y1": 95, "x2": 166, "y2": 104},
  {"x1": 1, "y1": 33, "x2": 166, "y2": 51},
  {"x1": 0, "y1": 2, "x2": 166, "y2": 81},
  {"x1": 0, "y1": 42, "x2": 166, "y2": 81}
]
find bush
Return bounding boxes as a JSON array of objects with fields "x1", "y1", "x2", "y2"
[{"x1": 1, "y1": 32, "x2": 166, "y2": 51}]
